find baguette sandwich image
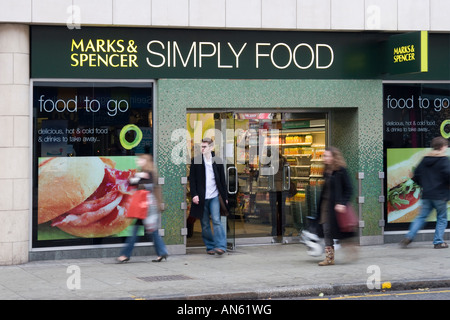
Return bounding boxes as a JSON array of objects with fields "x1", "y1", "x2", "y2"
[
  {"x1": 387, "y1": 149, "x2": 426, "y2": 223},
  {"x1": 38, "y1": 157, "x2": 136, "y2": 238}
]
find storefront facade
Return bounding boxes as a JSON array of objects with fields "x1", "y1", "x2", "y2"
[{"x1": 1, "y1": 0, "x2": 449, "y2": 264}]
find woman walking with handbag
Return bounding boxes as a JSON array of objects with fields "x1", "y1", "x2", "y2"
[
  {"x1": 317, "y1": 147, "x2": 356, "y2": 266},
  {"x1": 117, "y1": 154, "x2": 168, "y2": 263}
]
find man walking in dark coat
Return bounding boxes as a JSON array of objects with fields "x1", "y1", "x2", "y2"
[
  {"x1": 401, "y1": 136, "x2": 450, "y2": 249},
  {"x1": 189, "y1": 138, "x2": 228, "y2": 255}
]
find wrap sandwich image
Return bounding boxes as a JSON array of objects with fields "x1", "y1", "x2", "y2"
[{"x1": 38, "y1": 156, "x2": 136, "y2": 238}]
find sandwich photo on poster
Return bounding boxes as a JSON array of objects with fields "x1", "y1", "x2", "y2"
[
  {"x1": 387, "y1": 148, "x2": 450, "y2": 223},
  {"x1": 37, "y1": 156, "x2": 139, "y2": 240}
]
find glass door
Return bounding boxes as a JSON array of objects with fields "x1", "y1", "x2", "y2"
[
  {"x1": 280, "y1": 113, "x2": 327, "y2": 243},
  {"x1": 229, "y1": 112, "x2": 328, "y2": 244},
  {"x1": 230, "y1": 112, "x2": 282, "y2": 244}
]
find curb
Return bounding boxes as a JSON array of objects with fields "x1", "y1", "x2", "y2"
[{"x1": 142, "y1": 278, "x2": 450, "y2": 300}]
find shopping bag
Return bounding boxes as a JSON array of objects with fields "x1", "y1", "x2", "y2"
[
  {"x1": 143, "y1": 192, "x2": 159, "y2": 232},
  {"x1": 143, "y1": 213, "x2": 158, "y2": 232},
  {"x1": 336, "y1": 203, "x2": 358, "y2": 232},
  {"x1": 126, "y1": 190, "x2": 149, "y2": 219}
]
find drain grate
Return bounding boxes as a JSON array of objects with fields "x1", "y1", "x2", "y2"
[{"x1": 137, "y1": 274, "x2": 193, "y2": 282}]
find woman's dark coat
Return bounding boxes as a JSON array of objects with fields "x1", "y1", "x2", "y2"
[
  {"x1": 317, "y1": 167, "x2": 354, "y2": 239},
  {"x1": 188, "y1": 153, "x2": 228, "y2": 219}
]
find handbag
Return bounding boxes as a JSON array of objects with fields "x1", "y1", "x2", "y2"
[
  {"x1": 126, "y1": 190, "x2": 149, "y2": 220},
  {"x1": 336, "y1": 203, "x2": 358, "y2": 233}
]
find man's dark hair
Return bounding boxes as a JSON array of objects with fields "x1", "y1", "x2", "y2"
[{"x1": 431, "y1": 136, "x2": 449, "y2": 150}]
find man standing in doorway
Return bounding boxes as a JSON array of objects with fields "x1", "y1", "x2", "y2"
[
  {"x1": 401, "y1": 136, "x2": 450, "y2": 249},
  {"x1": 189, "y1": 138, "x2": 229, "y2": 255}
]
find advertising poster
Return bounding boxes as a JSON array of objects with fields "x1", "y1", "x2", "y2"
[
  {"x1": 33, "y1": 82, "x2": 153, "y2": 248},
  {"x1": 384, "y1": 83, "x2": 450, "y2": 229}
]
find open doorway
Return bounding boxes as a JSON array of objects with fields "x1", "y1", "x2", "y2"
[{"x1": 186, "y1": 111, "x2": 328, "y2": 249}]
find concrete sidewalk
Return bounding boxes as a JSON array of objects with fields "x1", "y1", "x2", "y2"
[{"x1": 1, "y1": 241, "x2": 449, "y2": 300}]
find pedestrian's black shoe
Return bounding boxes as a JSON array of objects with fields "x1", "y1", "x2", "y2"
[
  {"x1": 399, "y1": 238, "x2": 412, "y2": 248},
  {"x1": 434, "y1": 242, "x2": 448, "y2": 249},
  {"x1": 215, "y1": 248, "x2": 225, "y2": 255}
]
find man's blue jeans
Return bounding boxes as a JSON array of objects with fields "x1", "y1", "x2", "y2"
[
  {"x1": 406, "y1": 199, "x2": 448, "y2": 245},
  {"x1": 201, "y1": 196, "x2": 227, "y2": 252}
]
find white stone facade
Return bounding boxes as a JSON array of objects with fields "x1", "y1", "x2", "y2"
[
  {"x1": 1, "y1": 0, "x2": 450, "y2": 31},
  {"x1": 0, "y1": 0, "x2": 449, "y2": 265},
  {"x1": 0, "y1": 24, "x2": 30, "y2": 265}
]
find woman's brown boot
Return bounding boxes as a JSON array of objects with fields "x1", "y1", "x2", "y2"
[{"x1": 318, "y1": 246, "x2": 335, "y2": 266}]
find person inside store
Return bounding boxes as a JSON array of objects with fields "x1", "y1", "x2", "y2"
[
  {"x1": 266, "y1": 149, "x2": 289, "y2": 237},
  {"x1": 317, "y1": 146, "x2": 356, "y2": 266},
  {"x1": 188, "y1": 138, "x2": 229, "y2": 255},
  {"x1": 117, "y1": 154, "x2": 169, "y2": 263},
  {"x1": 400, "y1": 136, "x2": 450, "y2": 249}
]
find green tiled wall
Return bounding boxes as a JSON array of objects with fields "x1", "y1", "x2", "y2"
[{"x1": 156, "y1": 79, "x2": 383, "y2": 244}]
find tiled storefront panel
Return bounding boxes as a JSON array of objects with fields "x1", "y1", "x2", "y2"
[{"x1": 157, "y1": 79, "x2": 383, "y2": 244}]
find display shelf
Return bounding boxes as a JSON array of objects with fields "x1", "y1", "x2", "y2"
[
  {"x1": 280, "y1": 127, "x2": 325, "y2": 134},
  {"x1": 282, "y1": 142, "x2": 312, "y2": 146}
]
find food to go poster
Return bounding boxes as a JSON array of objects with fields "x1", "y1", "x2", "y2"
[
  {"x1": 33, "y1": 82, "x2": 153, "y2": 247},
  {"x1": 384, "y1": 83, "x2": 450, "y2": 227}
]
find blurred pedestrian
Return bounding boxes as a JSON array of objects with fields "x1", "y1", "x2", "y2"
[
  {"x1": 267, "y1": 149, "x2": 288, "y2": 237},
  {"x1": 117, "y1": 154, "x2": 168, "y2": 263},
  {"x1": 400, "y1": 137, "x2": 450, "y2": 249},
  {"x1": 317, "y1": 146, "x2": 355, "y2": 266}
]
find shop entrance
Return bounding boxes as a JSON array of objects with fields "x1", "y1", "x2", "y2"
[{"x1": 186, "y1": 112, "x2": 328, "y2": 249}]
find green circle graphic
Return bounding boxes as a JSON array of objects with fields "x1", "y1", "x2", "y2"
[
  {"x1": 120, "y1": 124, "x2": 143, "y2": 150},
  {"x1": 440, "y1": 120, "x2": 450, "y2": 139}
]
